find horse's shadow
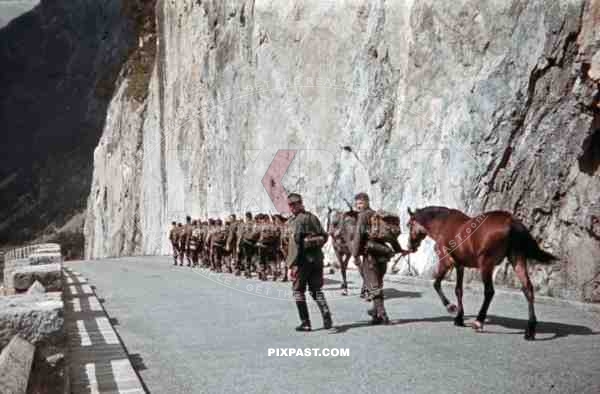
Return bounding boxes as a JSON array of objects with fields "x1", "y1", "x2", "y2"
[
  {"x1": 330, "y1": 314, "x2": 600, "y2": 340},
  {"x1": 330, "y1": 315, "x2": 455, "y2": 334},
  {"x1": 482, "y1": 315, "x2": 600, "y2": 341}
]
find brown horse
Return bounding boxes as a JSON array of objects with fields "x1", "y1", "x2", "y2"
[
  {"x1": 406, "y1": 206, "x2": 557, "y2": 340},
  {"x1": 327, "y1": 208, "x2": 359, "y2": 295}
]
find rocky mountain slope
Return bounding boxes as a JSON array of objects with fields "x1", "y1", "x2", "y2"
[{"x1": 0, "y1": 0, "x2": 147, "y2": 257}]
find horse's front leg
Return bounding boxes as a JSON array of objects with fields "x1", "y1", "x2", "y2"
[
  {"x1": 340, "y1": 254, "x2": 350, "y2": 295},
  {"x1": 433, "y1": 259, "x2": 454, "y2": 314}
]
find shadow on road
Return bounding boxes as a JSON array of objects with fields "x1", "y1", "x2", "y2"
[
  {"x1": 483, "y1": 315, "x2": 600, "y2": 341},
  {"x1": 383, "y1": 288, "x2": 422, "y2": 300},
  {"x1": 331, "y1": 315, "x2": 455, "y2": 334},
  {"x1": 331, "y1": 313, "x2": 600, "y2": 340}
]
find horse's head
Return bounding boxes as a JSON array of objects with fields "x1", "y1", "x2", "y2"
[
  {"x1": 407, "y1": 207, "x2": 427, "y2": 252},
  {"x1": 327, "y1": 209, "x2": 342, "y2": 234}
]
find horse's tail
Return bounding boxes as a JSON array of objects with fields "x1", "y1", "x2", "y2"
[{"x1": 509, "y1": 219, "x2": 558, "y2": 263}]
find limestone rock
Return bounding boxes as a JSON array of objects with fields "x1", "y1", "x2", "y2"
[
  {"x1": 11, "y1": 263, "x2": 62, "y2": 292},
  {"x1": 26, "y1": 280, "x2": 46, "y2": 295},
  {"x1": 0, "y1": 335, "x2": 35, "y2": 394},
  {"x1": 28, "y1": 252, "x2": 63, "y2": 266},
  {"x1": 0, "y1": 293, "x2": 65, "y2": 349}
]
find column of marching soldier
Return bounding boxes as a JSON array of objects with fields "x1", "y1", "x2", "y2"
[{"x1": 167, "y1": 192, "x2": 409, "y2": 331}]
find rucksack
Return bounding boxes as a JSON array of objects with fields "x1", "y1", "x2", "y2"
[
  {"x1": 368, "y1": 211, "x2": 401, "y2": 241},
  {"x1": 259, "y1": 224, "x2": 280, "y2": 244},
  {"x1": 189, "y1": 228, "x2": 201, "y2": 250},
  {"x1": 212, "y1": 228, "x2": 228, "y2": 245},
  {"x1": 241, "y1": 223, "x2": 260, "y2": 242}
]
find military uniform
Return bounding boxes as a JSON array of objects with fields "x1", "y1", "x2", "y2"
[
  {"x1": 210, "y1": 220, "x2": 228, "y2": 272},
  {"x1": 226, "y1": 219, "x2": 241, "y2": 275},
  {"x1": 352, "y1": 206, "x2": 403, "y2": 324},
  {"x1": 183, "y1": 220, "x2": 193, "y2": 267},
  {"x1": 257, "y1": 218, "x2": 281, "y2": 281},
  {"x1": 238, "y1": 219, "x2": 258, "y2": 278},
  {"x1": 189, "y1": 222, "x2": 201, "y2": 267},
  {"x1": 168, "y1": 224, "x2": 179, "y2": 265},
  {"x1": 287, "y1": 194, "x2": 332, "y2": 331},
  {"x1": 176, "y1": 224, "x2": 185, "y2": 266}
]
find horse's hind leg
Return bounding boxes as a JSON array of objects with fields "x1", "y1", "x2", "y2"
[
  {"x1": 473, "y1": 266, "x2": 494, "y2": 332},
  {"x1": 454, "y1": 265, "x2": 465, "y2": 326},
  {"x1": 511, "y1": 255, "x2": 537, "y2": 340}
]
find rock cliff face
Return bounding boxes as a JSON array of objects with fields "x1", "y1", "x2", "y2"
[{"x1": 84, "y1": 0, "x2": 600, "y2": 302}]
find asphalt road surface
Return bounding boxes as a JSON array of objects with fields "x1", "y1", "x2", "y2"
[{"x1": 66, "y1": 256, "x2": 600, "y2": 394}]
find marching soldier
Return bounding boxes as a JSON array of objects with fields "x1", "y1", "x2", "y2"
[
  {"x1": 176, "y1": 223, "x2": 184, "y2": 266},
  {"x1": 169, "y1": 221, "x2": 179, "y2": 265},
  {"x1": 224, "y1": 214, "x2": 238, "y2": 274},
  {"x1": 205, "y1": 219, "x2": 215, "y2": 269},
  {"x1": 211, "y1": 218, "x2": 228, "y2": 272},
  {"x1": 238, "y1": 212, "x2": 257, "y2": 278},
  {"x1": 351, "y1": 192, "x2": 406, "y2": 324},
  {"x1": 199, "y1": 220, "x2": 209, "y2": 267},
  {"x1": 183, "y1": 216, "x2": 194, "y2": 267},
  {"x1": 272, "y1": 214, "x2": 288, "y2": 281},
  {"x1": 256, "y1": 214, "x2": 281, "y2": 281},
  {"x1": 189, "y1": 220, "x2": 201, "y2": 267},
  {"x1": 286, "y1": 193, "x2": 332, "y2": 331}
]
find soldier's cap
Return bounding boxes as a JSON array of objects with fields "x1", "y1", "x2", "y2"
[
  {"x1": 245, "y1": 212, "x2": 252, "y2": 219},
  {"x1": 178, "y1": 223, "x2": 183, "y2": 226},
  {"x1": 192, "y1": 220, "x2": 198, "y2": 225},
  {"x1": 171, "y1": 221, "x2": 176, "y2": 225},
  {"x1": 229, "y1": 214, "x2": 236, "y2": 220},
  {"x1": 186, "y1": 215, "x2": 191, "y2": 222},
  {"x1": 354, "y1": 192, "x2": 370, "y2": 202},
  {"x1": 287, "y1": 193, "x2": 303, "y2": 204},
  {"x1": 208, "y1": 219, "x2": 215, "y2": 225}
]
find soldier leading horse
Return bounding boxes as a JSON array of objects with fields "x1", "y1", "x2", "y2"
[{"x1": 406, "y1": 206, "x2": 557, "y2": 340}]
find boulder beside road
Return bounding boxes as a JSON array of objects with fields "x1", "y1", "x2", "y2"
[
  {"x1": 0, "y1": 292, "x2": 64, "y2": 349},
  {"x1": 0, "y1": 335, "x2": 35, "y2": 394},
  {"x1": 11, "y1": 263, "x2": 62, "y2": 293}
]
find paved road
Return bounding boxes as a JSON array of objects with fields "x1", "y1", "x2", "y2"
[{"x1": 66, "y1": 257, "x2": 600, "y2": 394}]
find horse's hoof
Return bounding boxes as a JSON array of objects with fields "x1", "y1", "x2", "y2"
[
  {"x1": 471, "y1": 320, "x2": 484, "y2": 332},
  {"x1": 454, "y1": 318, "x2": 465, "y2": 327},
  {"x1": 341, "y1": 289, "x2": 348, "y2": 296},
  {"x1": 524, "y1": 330, "x2": 536, "y2": 341},
  {"x1": 446, "y1": 304, "x2": 458, "y2": 314}
]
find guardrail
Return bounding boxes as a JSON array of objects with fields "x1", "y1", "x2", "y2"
[{"x1": 3, "y1": 243, "x2": 61, "y2": 261}]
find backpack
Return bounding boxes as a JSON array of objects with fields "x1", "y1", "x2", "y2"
[
  {"x1": 241, "y1": 223, "x2": 260, "y2": 242},
  {"x1": 368, "y1": 211, "x2": 401, "y2": 241},
  {"x1": 259, "y1": 224, "x2": 280, "y2": 244},
  {"x1": 212, "y1": 228, "x2": 228, "y2": 245},
  {"x1": 189, "y1": 228, "x2": 201, "y2": 250}
]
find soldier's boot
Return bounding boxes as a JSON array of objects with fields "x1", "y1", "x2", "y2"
[
  {"x1": 314, "y1": 296, "x2": 332, "y2": 329},
  {"x1": 295, "y1": 301, "x2": 311, "y2": 332}
]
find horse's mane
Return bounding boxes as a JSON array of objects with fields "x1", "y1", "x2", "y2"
[{"x1": 414, "y1": 206, "x2": 470, "y2": 224}]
